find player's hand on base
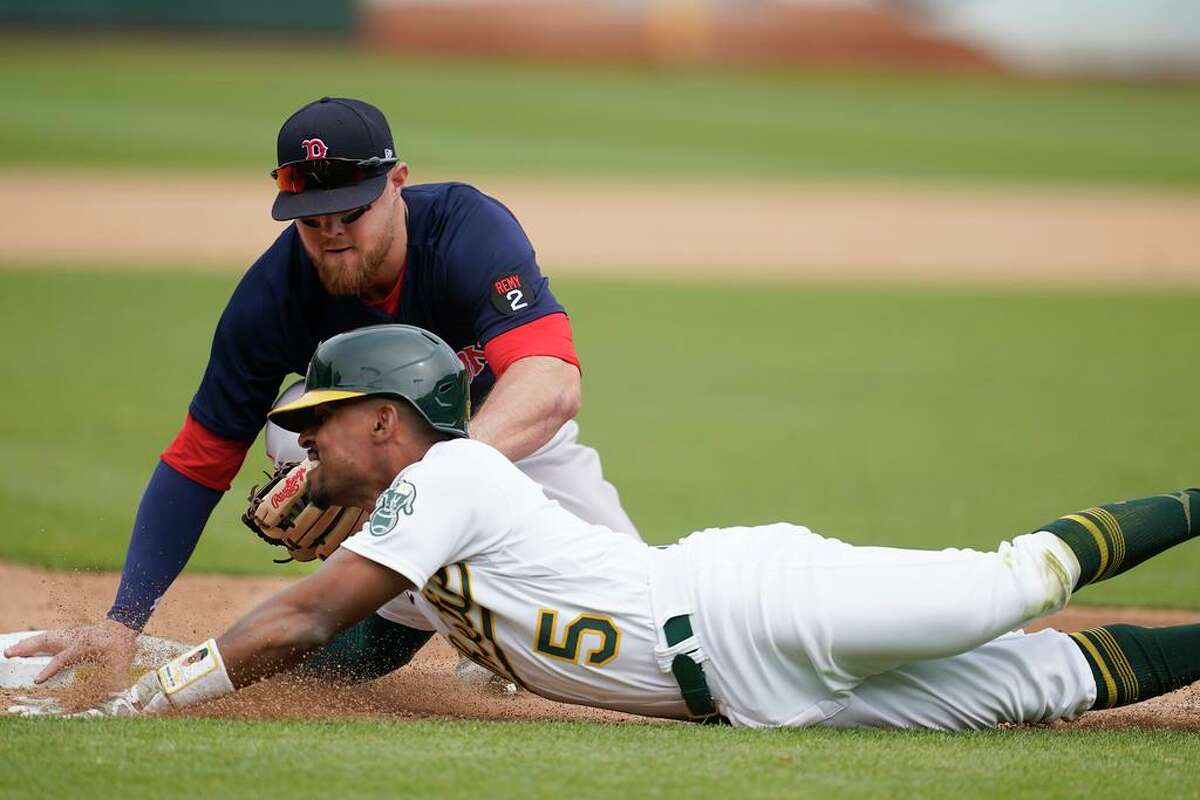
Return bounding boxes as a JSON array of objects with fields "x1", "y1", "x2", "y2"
[
  {"x1": 7, "y1": 638, "x2": 234, "y2": 718},
  {"x1": 3, "y1": 619, "x2": 138, "y2": 684}
]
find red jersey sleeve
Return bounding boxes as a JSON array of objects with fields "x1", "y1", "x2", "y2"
[
  {"x1": 482, "y1": 312, "x2": 580, "y2": 377},
  {"x1": 161, "y1": 413, "x2": 254, "y2": 492}
]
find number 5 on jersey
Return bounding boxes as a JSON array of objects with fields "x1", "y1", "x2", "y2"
[{"x1": 535, "y1": 609, "x2": 621, "y2": 667}]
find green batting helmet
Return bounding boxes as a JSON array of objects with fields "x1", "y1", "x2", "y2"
[{"x1": 268, "y1": 324, "x2": 469, "y2": 436}]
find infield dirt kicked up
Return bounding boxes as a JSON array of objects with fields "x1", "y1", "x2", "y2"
[{"x1": 2, "y1": 562, "x2": 1198, "y2": 730}]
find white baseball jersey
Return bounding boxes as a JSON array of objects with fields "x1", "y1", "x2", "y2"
[
  {"x1": 343, "y1": 439, "x2": 1096, "y2": 729},
  {"x1": 341, "y1": 439, "x2": 686, "y2": 718}
]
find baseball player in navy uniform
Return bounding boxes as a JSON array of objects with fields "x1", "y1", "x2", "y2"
[
  {"x1": 10, "y1": 326, "x2": 1200, "y2": 728},
  {"x1": 6, "y1": 97, "x2": 637, "y2": 685}
]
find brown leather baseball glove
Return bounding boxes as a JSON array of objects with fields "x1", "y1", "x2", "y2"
[{"x1": 241, "y1": 460, "x2": 369, "y2": 562}]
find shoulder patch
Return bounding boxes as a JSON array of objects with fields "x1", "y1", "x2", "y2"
[
  {"x1": 489, "y1": 272, "x2": 536, "y2": 316},
  {"x1": 370, "y1": 478, "x2": 417, "y2": 536}
]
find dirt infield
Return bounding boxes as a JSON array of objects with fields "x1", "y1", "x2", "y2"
[
  {"x1": 2, "y1": 562, "x2": 1197, "y2": 729},
  {"x1": 0, "y1": 562, "x2": 639, "y2": 725},
  {"x1": 3, "y1": 171, "x2": 1198, "y2": 285}
]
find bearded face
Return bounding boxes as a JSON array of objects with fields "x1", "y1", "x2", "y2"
[{"x1": 296, "y1": 189, "x2": 402, "y2": 297}]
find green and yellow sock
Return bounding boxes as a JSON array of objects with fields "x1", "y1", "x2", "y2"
[
  {"x1": 1069, "y1": 623, "x2": 1200, "y2": 709},
  {"x1": 1037, "y1": 489, "x2": 1199, "y2": 589}
]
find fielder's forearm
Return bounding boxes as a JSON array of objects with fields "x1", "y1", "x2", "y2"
[
  {"x1": 470, "y1": 356, "x2": 581, "y2": 461},
  {"x1": 109, "y1": 461, "x2": 223, "y2": 630}
]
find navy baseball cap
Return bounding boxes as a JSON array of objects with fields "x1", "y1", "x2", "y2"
[{"x1": 271, "y1": 97, "x2": 398, "y2": 222}]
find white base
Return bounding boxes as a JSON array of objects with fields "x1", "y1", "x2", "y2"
[
  {"x1": 0, "y1": 631, "x2": 72, "y2": 689},
  {"x1": 0, "y1": 630, "x2": 188, "y2": 690}
]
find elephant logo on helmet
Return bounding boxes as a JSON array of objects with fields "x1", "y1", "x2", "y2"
[
  {"x1": 302, "y1": 138, "x2": 329, "y2": 160},
  {"x1": 369, "y1": 479, "x2": 417, "y2": 536}
]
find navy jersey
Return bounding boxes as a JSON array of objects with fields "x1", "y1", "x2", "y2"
[
  {"x1": 190, "y1": 182, "x2": 565, "y2": 442},
  {"x1": 110, "y1": 182, "x2": 574, "y2": 630}
]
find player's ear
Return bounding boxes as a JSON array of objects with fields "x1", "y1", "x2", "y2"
[
  {"x1": 373, "y1": 403, "x2": 390, "y2": 435},
  {"x1": 390, "y1": 162, "x2": 409, "y2": 191},
  {"x1": 373, "y1": 400, "x2": 405, "y2": 439}
]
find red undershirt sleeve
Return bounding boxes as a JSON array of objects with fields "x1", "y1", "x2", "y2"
[
  {"x1": 482, "y1": 312, "x2": 581, "y2": 378},
  {"x1": 160, "y1": 413, "x2": 255, "y2": 492}
]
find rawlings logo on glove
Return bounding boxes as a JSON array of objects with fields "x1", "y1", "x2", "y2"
[
  {"x1": 242, "y1": 460, "x2": 370, "y2": 563},
  {"x1": 269, "y1": 464, "x2": 308, "y2": 510}
]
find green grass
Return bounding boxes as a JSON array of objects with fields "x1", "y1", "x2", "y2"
[
  {"x1": 2, "y1": 35, "x2": 1199, "y2": 185},
  {"x1": 1, "y1": 718, "x2": 1197, "y2": 799},
  {"x1": 0, "y1": 268, "x2": 1198, "y2": 609}
]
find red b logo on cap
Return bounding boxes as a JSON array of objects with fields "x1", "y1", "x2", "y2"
[{"x1": 301, "y1": 138, "x2": 329, "y2": 160}]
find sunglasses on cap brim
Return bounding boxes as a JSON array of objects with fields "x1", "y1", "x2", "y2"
[{"x1": 271, "y1": 156, "x2": 398, "y2": 194}]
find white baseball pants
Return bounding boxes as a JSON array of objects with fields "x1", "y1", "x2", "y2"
[{"x1": 665, "y1": 523, "x2": 1095, "y2": 728}]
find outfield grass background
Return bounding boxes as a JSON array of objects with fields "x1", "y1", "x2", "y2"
[
  {"x1": 1, "y1": 37, "x2": 1199, "y2": 185},
  {"x1": 2, "y1": 34, "x2": 1199, "y2": 798}
]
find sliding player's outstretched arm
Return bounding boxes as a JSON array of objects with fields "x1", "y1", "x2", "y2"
[
  {"x1": 217, "y1": 549, "x2": 414, "y2": 687},
  {"x1": 10, "y1": 550, "x2": 413, "y2": 717}
]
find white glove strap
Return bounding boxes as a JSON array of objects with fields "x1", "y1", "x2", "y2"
[{"x1": 155, "y1": 638, "x2": 235, "y2": 709}]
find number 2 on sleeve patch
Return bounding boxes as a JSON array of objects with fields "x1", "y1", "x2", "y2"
[{"x1": 490, "y1": 272, "x2": 536, "y2": 316}]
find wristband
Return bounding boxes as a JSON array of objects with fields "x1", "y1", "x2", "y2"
[{"x1": 155, "y1": 639, "x2": 235, "y2": 709}]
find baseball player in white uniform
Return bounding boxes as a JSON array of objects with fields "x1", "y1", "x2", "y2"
[
  {"x1": 266, "y1": 377, "x2": 636, "y2": 676},
  {"x1": 11, "y1": 325, "x2": 1199, "y2": 727}
]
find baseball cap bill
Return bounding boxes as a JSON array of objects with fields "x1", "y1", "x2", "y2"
[{"x1": 271, "y1": 97, "x2": 398, "y2": 222}]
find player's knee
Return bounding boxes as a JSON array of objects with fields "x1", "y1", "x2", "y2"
[
  {"x1": 266, "y1": 379, "x2": 308, "y2": 465},
  {"x1": 1006, "y1": 531, "x2": 1079, "y2": 614}
]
